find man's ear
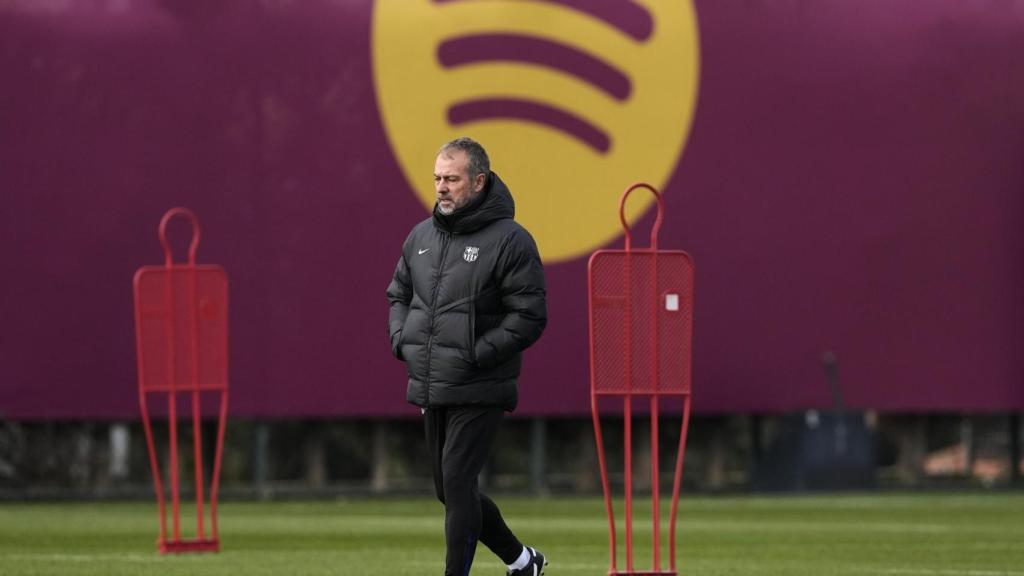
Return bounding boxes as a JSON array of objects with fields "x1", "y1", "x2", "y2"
[{"x1": 474, "y1": 172, "x2": 487, "y2": 193}]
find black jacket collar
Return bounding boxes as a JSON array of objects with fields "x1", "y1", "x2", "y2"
[{"x1": 433, "y1": 171, "x2": 515, "y2": 234}]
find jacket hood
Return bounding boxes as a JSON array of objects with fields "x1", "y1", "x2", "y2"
[{"x1": 433, "y1": 171, "x2": 515, "y2": 234}]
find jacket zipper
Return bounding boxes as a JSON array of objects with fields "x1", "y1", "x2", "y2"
[{"x1": 422, "y1": 232, "x2": 450, "y2": 406}]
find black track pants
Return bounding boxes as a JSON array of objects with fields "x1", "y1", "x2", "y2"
[{"x1": 425, "y1": 406, "x2": 523, "y2": 576}]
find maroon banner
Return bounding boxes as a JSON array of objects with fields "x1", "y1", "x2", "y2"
[{"x1": 1, "y1": 0, "x2": 1022, "y2": 419}]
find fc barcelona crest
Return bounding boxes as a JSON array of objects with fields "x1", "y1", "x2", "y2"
[{"x1": 463, "y1": 246, "x2": 479, "y2": 262}]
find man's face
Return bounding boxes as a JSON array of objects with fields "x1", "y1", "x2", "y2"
[{"x1": 434, "y1": 151, "x2": 485, "y2": 215}]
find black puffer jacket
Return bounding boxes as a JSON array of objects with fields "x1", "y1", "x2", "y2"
[{"x1": 386, "y1": 172, "x2": 547, "y2": 410}]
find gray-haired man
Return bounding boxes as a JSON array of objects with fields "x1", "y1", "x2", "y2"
[{"x1": 387, "y1": 137, "x2": 548, "y2": 575}]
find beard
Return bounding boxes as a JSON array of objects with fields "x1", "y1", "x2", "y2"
[{"x1": 437, "y1": 194, "x2": 469, "y2": 215}]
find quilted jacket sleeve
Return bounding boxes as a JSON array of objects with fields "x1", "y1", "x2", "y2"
[
  {"x1": 474, "y1": 226, "x2": 547, "y2": 369},
  {"x1": 386, "y1": 245, "x2": 412, "y2": 361}
]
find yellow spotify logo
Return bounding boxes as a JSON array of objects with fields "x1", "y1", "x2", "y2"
[{"x1": 373, "y1": 0, "x2": 699, "y2": 263}]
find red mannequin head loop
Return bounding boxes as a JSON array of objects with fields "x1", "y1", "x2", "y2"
[
  {"x1": 158, "y1": 207, "x2": 201, "y2": 267},
  {"x1": 618, "y1": 183, "x2": 664, "y2": 251}
]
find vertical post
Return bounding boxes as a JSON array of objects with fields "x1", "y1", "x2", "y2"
[
  {"x1": 591, "y1": 399, "x2": 617, "y2": 572},
  {"x1": 169, "y1": 399, "x2": 180, "y2": 542},
  {"x1": 895, "y1": 415, "x2": 927, "y2": 485},
  {"x1": 140, "y1": 401, "x2": 166, "y2": 545},
  {"x1": 650, "y1": 396, "x2": 660, "y2": 571},
  {"x1": 162, "y1": 270, "x2": 181, "y2": 542},
  {"x1": 304, "y1": 421, "x2": 327, "y2": 490},
  {"x1": 750, "y1": 414, "x2": 762, "y2": 478},
  {"x1": 651, "y1": 250, "x2": 663, "y2": 572},
  {"x1": 71, "y1": 424, "x2": 94, "y2": 488},
  {"x1": 371, "y1": 420, "x2": 390, "y2": 494},
  {"x1": 623, "y1": 241, "x2": 634, "y2": 573},
  {"x1": 574, "y1": 425, "x2": 598, "y2": 492},
  {"x1": 669, "y1": 396, "x2": 691, "y2": 572},
  {"x1": 624, "y1": 398, "x2": 633, "y2": 572},
  {"x1": 210, "y1": 390, "x2": 228, "y2": 539},
  {"x1": 529, "y1": 417, "x2": 548, "y2": 496},
  {"x1": 1010, "y1": 413, "x2": 1021, "y2": 485},
  {"x1": 109, "y1": 422, "x2": 130, "y2": 480},
  {"x1": 706, "y1": 418, "x2": 725, "y2": 490},
  {"x1": 188, "y1": 265, "x2": 205, "y2": 540},
  {"x1": 962, "y1": 415, "x2": 975, "y2": 479},
  {"x1": 253, "y1": 422, "x2": 270, "y2": 498}
]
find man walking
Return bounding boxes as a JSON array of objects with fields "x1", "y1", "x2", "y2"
[{"x1": 387, "y1": 137, "x2": 548, "y2": 575}]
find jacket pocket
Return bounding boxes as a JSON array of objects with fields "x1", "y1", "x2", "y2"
[
  {"x1": 431, "y1": 287, "x2": 499, "y2": 368},
  {"x1": 391, "y1": 329, "x2": 405, "y2": 360}
]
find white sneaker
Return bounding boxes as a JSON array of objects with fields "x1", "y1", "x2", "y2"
[{"x1": 507, "y1": 547, "x2": 547, "y2": 576}]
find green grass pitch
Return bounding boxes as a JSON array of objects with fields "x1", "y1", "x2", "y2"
[{"x1": 1, "y1": 493, "x2": 1022, "y2": 575}]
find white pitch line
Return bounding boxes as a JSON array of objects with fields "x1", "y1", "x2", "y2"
[
  {"x1": 5, "y1": 553, "x2": 160, "y2": 563},
  {"x1": 882, "y1": 568, "x2": 1024, "y2": 576}
]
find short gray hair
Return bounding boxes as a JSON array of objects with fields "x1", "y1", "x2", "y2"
[{"x1": 438, "y1": 137, "x2": 490, "y2": 180}]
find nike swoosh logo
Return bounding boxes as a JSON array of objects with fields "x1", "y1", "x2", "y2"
[{"x1": 418, "y1": 248, "x2": 430, "y2": 255}]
